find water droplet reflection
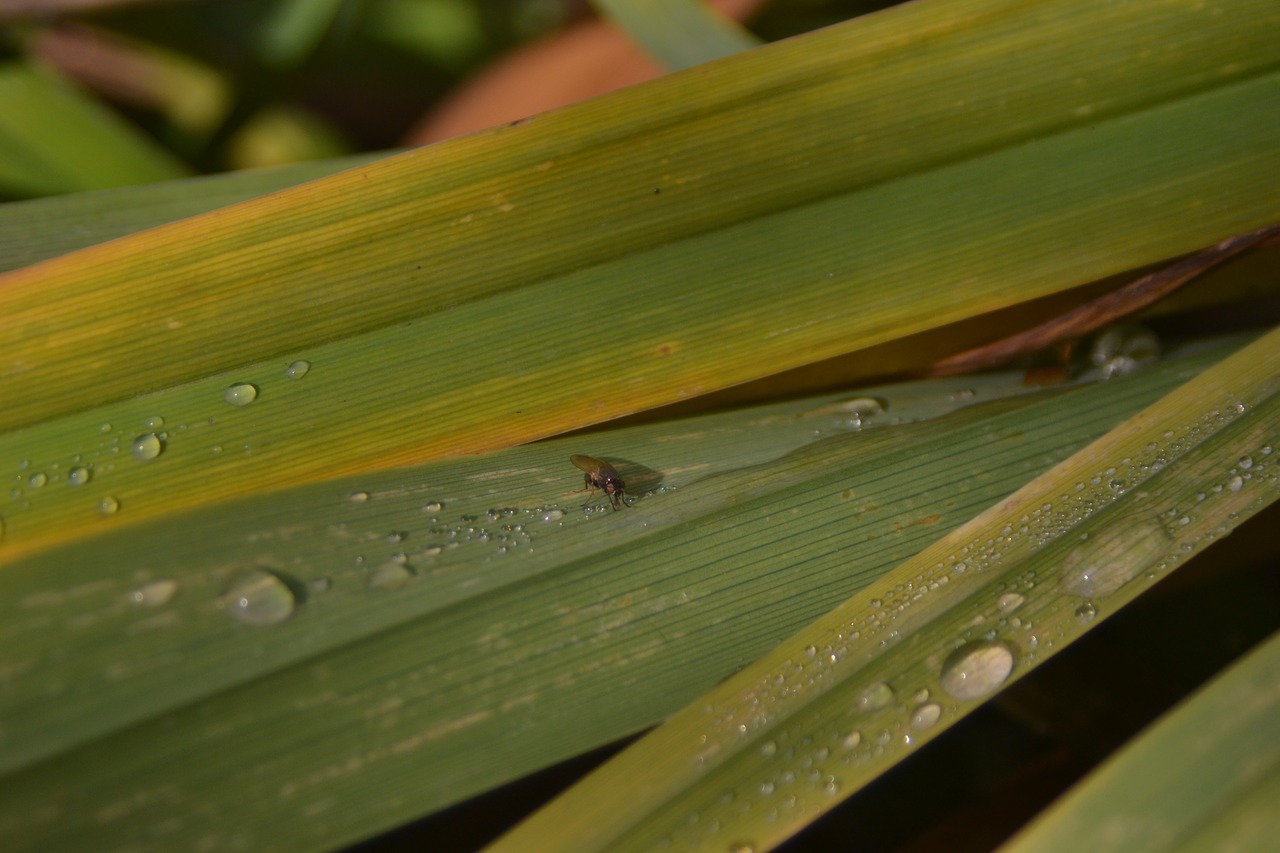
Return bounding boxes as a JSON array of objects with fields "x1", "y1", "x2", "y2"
[
  {"x1": 224, "y1": 569, "x2": 296, "y2": 626},
  {"x1": 940, "y1": 640, "x2": 1015, "y2": 700},
  {"x1": 224, "y1": 383, "x2": 259, "y2": 407}
]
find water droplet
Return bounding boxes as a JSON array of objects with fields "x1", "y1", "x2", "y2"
[
  {"x1": 841, "y1": 730, "x2": 862, "y2": 749},
  {"x1": 1075, "y1": 602, "x2": 1098, "y2": 623},
  {"x1": 285, "y1": 360, "x2": 311, "y2": 379},
  {"x1": 910, "y1": 702, "x2": 942, "y2": 730},
  {"x1": 368, "y1": 561, "x2": 413, "y2": 590},
  {"x1": 997, "y1": 592, "x2": 1025, "y2": 612},
  {"x1": 27, "y1": 472, "x2": 47, "y2": 488},
  {"x1": 98, "y1": 495, "x2": 120, "y2": 515},
  {"x1": 144, "y1": 415, "x2": 165, "y2": 430},
  {"x1": 67, "y1": 466, "x2": 91, "y2": 486},
  {"x1": 940, "y1": 640, "x2": 1015, "y2": 701},
  {"x1": 348, "y1": 491, "x2": 370, "y2": 503},
  {"x1": 223, "y1": 569, "x2": 296, "y2": 626},
  {"x1": 99, "y1": 423, "x2": 112, "y2": 433},
  {"x1": 423, "y1": 501, "x2": 445, "y2": 513},
  {"x1": 1238, "y1": 455, "x2": 1254, "y2": 470},
  {"x1": 728, "y1": 843, "x2": 756, "y2": 853},
  {"x1": 1061, "y1": 520, "x2": 1170, "y2": 598},
  {"x1": 759, "y1": 740, "x2": 777, "y2": 757},
  {"x1": 224, "y1": 383, "x2": 259, "y2": 407},
  {"x1": 855, "y1": 682, "x2": 894, "y2": 712},
  {"x1": 1227, "y1": 475, "x2": 1244, "y2": 492},
  {"x1": 130, "y1": 579, "x2": 178, "y2": 607},
  {"x1": 542, "y1": 508, "x2": 565, "y2": 522},
  {"x1": 132, "y1": 433, "x2": 164, "y2": 461}
]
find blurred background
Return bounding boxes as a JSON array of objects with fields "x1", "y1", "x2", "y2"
[{"x1": 0, "y1": 0, "x2": 904, "y2": 200}]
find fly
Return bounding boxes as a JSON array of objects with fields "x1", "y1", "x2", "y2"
[{"x1": 570, "y1": 454, "x2": 628, "y2": 510}]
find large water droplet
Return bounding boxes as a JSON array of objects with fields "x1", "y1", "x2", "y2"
[
  {"x1": 285, "y1": 360, "x2": 311, "y2": 379},
  {"x1": 144, "y1": 415, "x2": 165, "y2": 430},
  {"x1": 940, "y1": 640, "x2": 1015, "y2": 701},
  {"x1": 224, "y1": 383, "x2": 259, "y2": 407},
  {"x1": 67, "y1": 466, "x2": 91, "y2": 486},
  {"x1": 132, "y1": 433, "x2": 164, "y2": 461},
  {"x1": 224, "y1": 569, "x2": 296, "y2": 626},
  {"x1": 368, "y1": 561, "x2": 413, "y2": 590},
  {"x1": 855, "y1": 681, "x2": 894, "y2": 712},
  {"x1": 130, "y1": 579, "x2": 178, "y2": 607},
  {"x1": 98, "y1": 495, "x2": 121, "y2": 516},
  {"x1": 1061, "y1": 520, "x2": 1170, "y2": 598},
  {"x1": 542, "y1": 508, "x2": 565, "y2": 522},
  {"x1": 27, "y1": 472, "x2": 47, "y2": 488}
]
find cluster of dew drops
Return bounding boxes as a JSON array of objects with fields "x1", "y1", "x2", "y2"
[
  {"x1": 4, "y1": 360, "x2": 312, "y2": 536},
  {"x1": 207, "y1": 488, "x2": 602, "y2": 629}
]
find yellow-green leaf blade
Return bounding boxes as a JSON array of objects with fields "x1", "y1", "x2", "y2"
[
  {"x1": 3, "y1": 0, "x2": 1277, "y2": 432},
  {"x1": 0, "y1": 152, "x2": 392, "y2": 273},
  {"x1": 4, "y1": 69, "x2": 1277, "y2": 560}
]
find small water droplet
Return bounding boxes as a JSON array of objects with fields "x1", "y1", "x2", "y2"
[
  {"x1": 98, "y1": 495, "x2": 120, "y2": 515},
  {"x1": 99, "y1": 423, "x2": 112, "y2": 433},
  {"x1": 368, "y1": 561, "x2": 413, "y2": 590},
  {"x1": 67, "y1": 466, "x2": 91, "y2": 486},
  {"x1": 940, "y1": 640, "x2": 1015, "y2": 701},
  {"x1": 348, "y1": 491, "x2": 370, "y2": 503},
  {"x1": 132, "y1": 433, "x2": 165, "y2": 461},
  {"x1": 1075, "y1": 602, "x2": 1098, "y2": 623},
  {"x1": 727, "y1": 842, "x2": 756, "y2": 853},
  {"x1": 910, "y1": 702, "x2": 942, "y2": 730},
  {"x1": 285, "y1": 360, "x2": 311, "y2": 379},
  {"x1": 27, "y1": 472, "x2": 47, "y2": 488},
  {"x1": 1227, "y1": 475, "x2": 1244, "y2": 492},
  {"x1": 144, "y1": 415, "x2": 165, "y2": 430},
  {"x1": 223, "y1": 569, "x2": 296, "y2": 627},
  {"x1": 224, "y1": 383, "x2": 259, "y2": 407},
  {"x1": 130, "y1": 579, "x2": 178, "y2": 607},
  {"x1": 759, "y1": 741, "x2": 777, "y2": 757},
  {"x1": 310, "y1": 576, "x2": 333, "y2": 593},
  {"x1": 842, "y1": 730, "x2": 862, "y2": 749},
  {"x1": 855, "y1": 682, "x2": 894, "y2": 712},
  {"x1": 423, "y1": 501, "x2": 445, "y2": 513},
  {"x1": 997, "y1": 592, "x2": 1025, "y2": 612},
  {"x1": 542, "y1": 508, "x2": 565, "y2": 522}
]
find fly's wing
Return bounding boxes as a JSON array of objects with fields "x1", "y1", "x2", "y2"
[{"x1": 570, "y1": 454, "x2": 603, "y2": 474}]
